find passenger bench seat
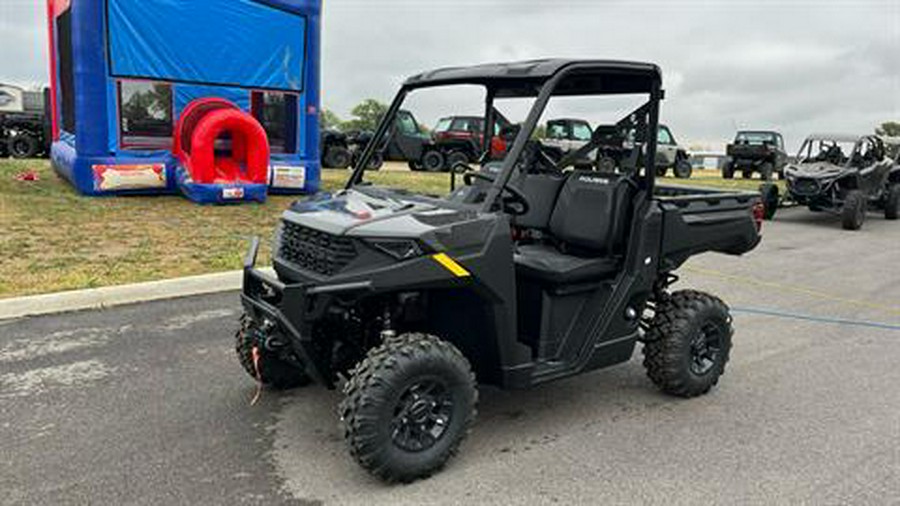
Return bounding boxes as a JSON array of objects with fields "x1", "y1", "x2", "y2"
[{"x1": 515, "y1": 171, "x2": 634, "y2": 284}]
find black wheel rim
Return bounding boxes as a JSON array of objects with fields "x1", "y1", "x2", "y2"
[
  {"x1": 690, "y1": 322, "x2": 723, "y2": 376},
  {"x1": 391, "y1": 379, "x2": 453, "y2": 452}
]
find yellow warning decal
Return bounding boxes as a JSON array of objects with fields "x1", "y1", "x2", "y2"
[{"x1": 432, "y1": 253, "x2": 471, "y2": 277}]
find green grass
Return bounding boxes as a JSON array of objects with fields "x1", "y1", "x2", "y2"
[{"x1": 0, "y1": 160, "x2": 772, "y2": 298}]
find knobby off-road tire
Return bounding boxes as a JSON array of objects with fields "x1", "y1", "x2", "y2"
[
  {"x1": 366, "y1": 152, "x2": 384, "y2": 171},
  {"x1": 642, "y1": 290, "x2": 733, "y2": 398},
  {"x1": 841, "y1": 189, "x2": 867, "y2": 230},
  {"x1": 235, "y1": 315, "x2": 311, "y2": 390},
  {"x1": 722, "y1": 162, "x2": 735, "y2": 179},
  {"x1": 884, "y1": 184, "x2": 900, "y2": 220},
  {"x1": 9, "y1": 134, "x2": 39, "y2": 159},
  {"x1": 674, "y1": 158, "x2": 693, "y2": 179},
  {"x1": 339, "y1": 333, "x2": 477, "y2": 483},
  {"x1": 759, "y1": 183, "x2": 779, "y2": 220},
  {"x1": 422, "y1": 150, "x2": 445, "y2": 172},
  {"x1": 447, "y1": 151, "x2": 470, "y2": 174},
  {"x1": 323, "y1": 146, "x2": 352, "y2": 169}
]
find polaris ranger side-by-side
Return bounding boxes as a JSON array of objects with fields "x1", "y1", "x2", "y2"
[{"x1": 237, "y1": 60, "x2": 764, "y2": 483}]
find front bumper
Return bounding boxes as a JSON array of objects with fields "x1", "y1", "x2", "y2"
[{"x1": 240, "y1": 237, "x2": 372, "y2": 388}]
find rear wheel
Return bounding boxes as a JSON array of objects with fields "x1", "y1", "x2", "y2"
[
  {"x1": 366, "y1": 152, "x2": 384, "y2": 171},
  {"x1": 841, "y1": 190, "x2": 866, "y2": 230},
  {"x1": 759, "y1": 183, "x2": 779, "y2": 220},
  {"x1": 642, "y1": 290, "x2": 733, "y2": 398},
  {"x1": 235, "y1": 315, "x2": 310, "y2": 390},
  {"x1": 674, "y1": 158, "x2": 692, "y2": 179},
  {"x1": 340, "y1": 333, "x2": 477, "y2": 483},
  {"x1": 8, "y1": 134, "x2": 38, "y2": 159},
  {"x1": 722, "y1": 162, "x2": 735, "y2": 179},
  {"x1": 446, "y1": 151, "x2": 470, "y2": 173},
  {"x1": 422, "y1": 150, "x2": 445, "y2": 172},
  {"x1": 323, "y1": 146, "x2": 352, "y2": 169},
  {"x1": 884, "y1": 184, "x2": 900, "y2": 220},
  {"x1": 408, "y1": 160, "x2": 423, "y2": 171},
  {"x1": 656, "y1": 166, "x2": 668, "y2": 178}
]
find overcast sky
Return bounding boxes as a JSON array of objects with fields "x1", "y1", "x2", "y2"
[{"x1": 2, "y1": 0, "x2": 898, "y2": 151}]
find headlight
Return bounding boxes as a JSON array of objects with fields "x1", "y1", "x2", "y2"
[{"x1": 367, "y1": 239, "x2": 426, "y2": 260}]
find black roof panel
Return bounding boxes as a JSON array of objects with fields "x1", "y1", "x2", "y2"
[{"x1": 403, "y1": 59, "x2": 662, "y2": 97}]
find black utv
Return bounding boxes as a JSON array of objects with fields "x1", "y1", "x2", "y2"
[
  {"x1": 238, "y1": 60, "x2": 764, "y2": 483},
  {"x1": 724, "y1": 130, "x2": 788, "y2": 180},
  {"x1": 766, "y1": 134, "x2": 900, "y2": 229}
]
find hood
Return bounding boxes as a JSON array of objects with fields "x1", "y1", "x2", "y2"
[
  {"x1": 283, "y1": 189, "x2": 477, "y2": 238},
  {"x1": 785, "y1": 161, "x2": 848, "y2": 179}
]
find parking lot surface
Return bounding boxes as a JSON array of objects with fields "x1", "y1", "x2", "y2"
[{"x1": 2, "y1": 207, "x2": 898, "y2": 505}]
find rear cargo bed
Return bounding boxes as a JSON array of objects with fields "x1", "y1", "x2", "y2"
[{"x1": 654, "y1": 184, "x2": 762, "y2": 269}]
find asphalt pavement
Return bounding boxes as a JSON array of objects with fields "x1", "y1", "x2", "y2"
[{"x1": 2, "y1": 206, "x2": 899, "y2": 505}]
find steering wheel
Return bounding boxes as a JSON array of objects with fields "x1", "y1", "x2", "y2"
[{"x1": 462, "y1": 172, "x2": 531, "y2": 216}]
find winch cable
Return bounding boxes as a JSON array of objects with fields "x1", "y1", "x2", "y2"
[{"x1": 250, "y1": 346, "x2": 264, "y2": 406}]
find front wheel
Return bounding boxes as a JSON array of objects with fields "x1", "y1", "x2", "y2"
[
  {"x1": 421, "y1": 150, "x2": 445, "y2": 172},
  {"x1": 642, "y1": 290, "x2": 733, "y2": 398},
  {"x1": 722, "y1": 162, "x2": 735, "y2": 179},
  {"x1": 841, "y1": 189, "x2": 866, "y2": 230},
  {"x1": 323, "y1": 146, "x2": 352, "y2": 169},
  {"x1": 8, "y1": 134, "x2": 39, "y2": 159},
  {"x1": 339, "y1": 333, "x2": 477, "y2": 483},
  {"x1": 674, "y1": 158, "x2": 692, "y2": 179},
  {"x1": 884, "y1": 184, "x2": 900, "y2": 220}
]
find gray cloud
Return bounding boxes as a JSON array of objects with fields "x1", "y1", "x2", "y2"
[{"x1": 2, "y1": 0, "x2": 897, "y2": 151}]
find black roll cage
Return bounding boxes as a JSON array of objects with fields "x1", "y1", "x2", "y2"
[{"x1": 347, "y1": 61, "x2": 664, "y2": 212}]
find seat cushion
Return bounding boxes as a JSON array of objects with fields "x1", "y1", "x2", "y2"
[{"x1": 514, "y1": 243, "x2": 619, "y2": 284}]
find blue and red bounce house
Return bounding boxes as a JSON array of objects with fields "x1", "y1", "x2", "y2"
[{"x1": 46, "y1": 0, "x2": 321, "y2": 204}]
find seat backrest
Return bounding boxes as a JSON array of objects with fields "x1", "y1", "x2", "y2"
[
  {"x1": 509, "y1": 172, "x2": 567, "y2": 230},
  {"x1": 548, "y1": 170, "x2": 634, "y2": 254}
]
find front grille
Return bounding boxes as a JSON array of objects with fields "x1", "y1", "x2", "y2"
[
  {"x1": 277, "y1": 221, "x2": 357, "y2": 276},
  {"x1": 792, "y1": 178, "x2": 821, "y2": 196}
]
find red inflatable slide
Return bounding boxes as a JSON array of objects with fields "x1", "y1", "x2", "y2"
[{"x1": 173, "y1": 98, "x2": 270, "y2": 203}]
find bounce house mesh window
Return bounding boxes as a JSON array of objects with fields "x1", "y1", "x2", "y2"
[
  {"x1": 118, "y1": 81, "x2": 173, "y2": 149},
  {"x1": 57, "y1": 6, "x2": 76, "y2": 134},
  {"x1": 252, "y1": 91, "x2": 298, "y2": 154}
]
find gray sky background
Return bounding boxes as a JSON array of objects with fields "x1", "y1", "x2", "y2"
[{"x1": 2, "y1": 0, "x2": 898, "y2": 151}]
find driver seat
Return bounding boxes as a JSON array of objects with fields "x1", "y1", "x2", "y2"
[{"x1": 515, "y1": 171, "x2": 635, "y2": 284}]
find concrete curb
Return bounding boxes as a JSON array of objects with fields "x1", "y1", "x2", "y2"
[{"x1": 0, "y1": 269, "x2": 272, "y2": 321}]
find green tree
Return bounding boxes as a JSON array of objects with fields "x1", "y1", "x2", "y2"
[
  {"x1": 320, "y1": 108, "x2": 343, "y2": 130},
  {"x1": 876, "y1": 121, "x2": 900, "y2": 137},
  {"x1": 343, "y1": 99, "x2": 389, "y2": 132}
]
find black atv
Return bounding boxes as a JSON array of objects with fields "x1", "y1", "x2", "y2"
[
  {"x1": 764, "y1": 134, "x2": 900, "y2": 229},
  {"x1": 320, "y1": 129, "x2": 353, "y2": 169},
  {"x1": 724, "y1": 130, "x2": 788, "y2": 180},
  {"x1": 237, "y1": 60, "x2": 764, "y2": 483}
]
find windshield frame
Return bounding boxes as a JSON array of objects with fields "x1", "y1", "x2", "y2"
[{"x1": 347, "y1": 62, "x2": 663, "y2": 212}]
